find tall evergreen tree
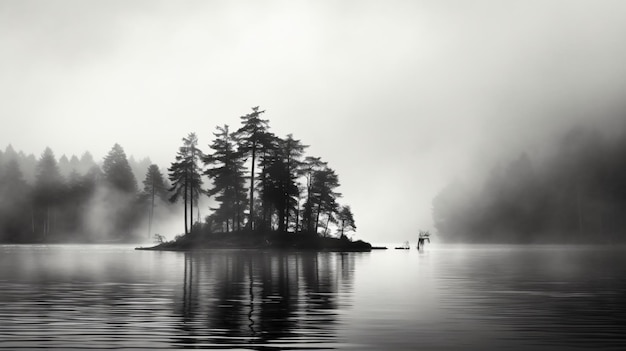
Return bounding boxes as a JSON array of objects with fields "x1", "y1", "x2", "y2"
[
  {"x1": 102, "y1": 144, "x2": 137, "y2": 194},
  {"x1": 278, "y1": 134, "x2": 307, "y2": 232},
  {"x1": 100, "y1": 144, "x2": 141, "y2": 240},
  {"x1": 337, "y1": 205, "x2": 356, "y2": 238},
  {"x1": 257, "y1": 133, "x2": 280, "y2": 231},
  {"x1": 204, "y1": 125, "x2": 247, "y2": 232},
  {"x1": 142, "y1": 164, "x2": 169, "y2": 239},
  {"x1": 299, "y1": 156, "x2": 327, "y2": 233},
  {"x1": 257, "y1": 134, "x2": 305, "y2": 232},
  {"x1": 33, "y1": 147, "x2": 64, "y2": 239},
  {"x1": 236, "y1": 106, "x2": 269, "y2": 231},
  {"x1": 308, "y1": 166, "x2": 341, "y2": 234},
  {"x1": 169, "y1": 133, "x2": 204, "y2": 235}
]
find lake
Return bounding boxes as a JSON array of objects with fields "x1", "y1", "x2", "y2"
[{"x1": 0, "y1": 244, "x2": 625, "y2": 350}]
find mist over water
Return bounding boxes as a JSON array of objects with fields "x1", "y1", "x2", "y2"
[{"x1": 1, "y1": 244, "x2": 625, "y2": 350}]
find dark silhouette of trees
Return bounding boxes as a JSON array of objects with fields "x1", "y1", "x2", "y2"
[
  {"x1": 0, "y1": 104, "x2": 359, "y2": 243},
  {"x1": 236, "y1": 106, "x2": 269, "y2": 231},
  {"x1": 337, "y1": 205, "x2": 356, "y2": 238},
  {"x1": 204, "y1": 125, "x2": 247, "y2": 232},
  {"x1": 157, "y1": 106, "x2": 357, "y2": 240},
  {"x1": 169, "y1": 133, "x2": 204, "y2": 236},
  {"x1": 0, "y1": 159, "x2": 31, "y2": 242},
  {"x1": 269, "y1": 134, "x2": 307, "y2": 233},
  {"x1": 310, "y1": 166, "x2": 341, "y2": 234},
  {"x1": 292, "y1": 161, "x2": 342, "y2": 235},
  {"x1": 299, "y1": 156, "x2": 327, "y2": 233},
  {"x1": 256, "y1": 133, "x2": 301, "y2": 232}
]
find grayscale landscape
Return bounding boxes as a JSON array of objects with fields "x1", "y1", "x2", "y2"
[{"x1": 1, "y1": 1, "x2": 626, "y2": 349}]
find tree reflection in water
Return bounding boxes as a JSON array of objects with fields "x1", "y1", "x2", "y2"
[{"x1": 173, "y1": 250, "x2": 355, "y2": 349}]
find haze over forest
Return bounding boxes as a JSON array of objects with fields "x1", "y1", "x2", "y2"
[
  {"x1": 0, "y1": 107, "x2": 358, "y2": 244},
  {"x1": 2, "y1": 0, "x2": 626, "y2": 243}
]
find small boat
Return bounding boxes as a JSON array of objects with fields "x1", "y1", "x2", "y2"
[{"x1": 395, "y1": 241, "x2": 410, "y2": 250}]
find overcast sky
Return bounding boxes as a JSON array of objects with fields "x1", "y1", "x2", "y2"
[{"x1": 2, "y1": 0, "x2": 626, "y2": 244}]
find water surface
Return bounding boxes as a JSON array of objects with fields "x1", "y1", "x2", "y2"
[{"x1": 0, "y1": 244, "x2": 625, "y2": 350}]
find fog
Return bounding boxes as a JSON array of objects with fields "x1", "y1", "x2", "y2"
[{"x1": 2, "y1": 0, "x2": 626, "y2": 243}]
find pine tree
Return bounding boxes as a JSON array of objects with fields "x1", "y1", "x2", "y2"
[
  {"x1": 0, "y1": 159, "x2": 31, "y2": 241},
  {"x1": 204, "y1": 125, "x2": 247, "y2": 232},
  {"x1": 102, "y1": 143, "x2": 137, "y2": 194},
  {"x1": 257, "y1": 134, "x2": 306, "y2": 232},
  {"x1": 236, "y1": 106, "x2": 270, "y2": 231},
  {"x1": 278, "y1": 134, "x2": 307, "y2": 232},
  {"x1": 309, "y1": 166, "x2": 341, "y2": 235},
  {"x1": 169, "y1": 133, "x2": 204, "y2": 235},
  {"x1": 299, "y1": 156, "x2": 327, "y2": 233},
  {"x1": 33, "y1": 147, "x2": 64, "y2": 239},
  {"x1": 337, "y1": 205, "x2": 356, "y2": 238},
  {"x1": 142, "y1": 164, "x2": 169, "y2": 239}
]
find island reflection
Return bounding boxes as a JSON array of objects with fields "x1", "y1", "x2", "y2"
[{"x1": 172, "y1": 250, "x2": 356, "y2": 349}]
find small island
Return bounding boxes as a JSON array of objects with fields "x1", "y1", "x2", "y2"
[
  {"x1": 135, "y1": 106, "x2": 367, "y2": 252},
  {"x1": 137, "y1": 230, "x2": 372, "y2": 252}
]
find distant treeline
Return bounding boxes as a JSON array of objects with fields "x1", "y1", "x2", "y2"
[
  {"x1": 0, "y1": 106, "x2": 356, "y2": 243},
  {"x1": 433, "y1": 124, "x2": 626, "y2": 243},
  {"x1": 0, "y1": 144, "x2": 169, "y2": 243}
]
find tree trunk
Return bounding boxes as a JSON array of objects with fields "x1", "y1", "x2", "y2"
[
  {"x1": 196, "y1": 204, "x2": 200, "y2": 225},
  {"x1": 149, "y1": 184, "x2": 155, "y2": 239},
  {"x1": 184, "y1": 174, "x2": 188, "y2": 236},
  {"x1": 314, "y1": 197, "x2": 322, "y2": 235},
  {"x1": 190, "y1": 146, "x2": 196, "y2": 235},
  {"x1": 249, "y1": 142, "x2": 256, "y2": 231},
  {"x1": 234, "y1": 194, "x2": 241, "y2": 231},
  {"x1": 284, "y1": 157, "x2": 291, "y2": 233},
  {"x1": 323, "y1": 215, "x2": 331, "y2": 237},
  {"x1": 278, "y1": 206, "x2": 286, "y2": 233},
  {"x1": 189, "y1": 180, "x2": 193, "y2": 235},
  {"x1": 294, "y1": 194, "x2": 302, "y2": 233}
]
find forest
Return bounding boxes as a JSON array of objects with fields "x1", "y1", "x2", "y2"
[
  {"x1": 0, "y1": 106, "x2": 356, "y2": 244},
  {"x1": 433, "y1": 123, "x2": 626, "y2": 243}
]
